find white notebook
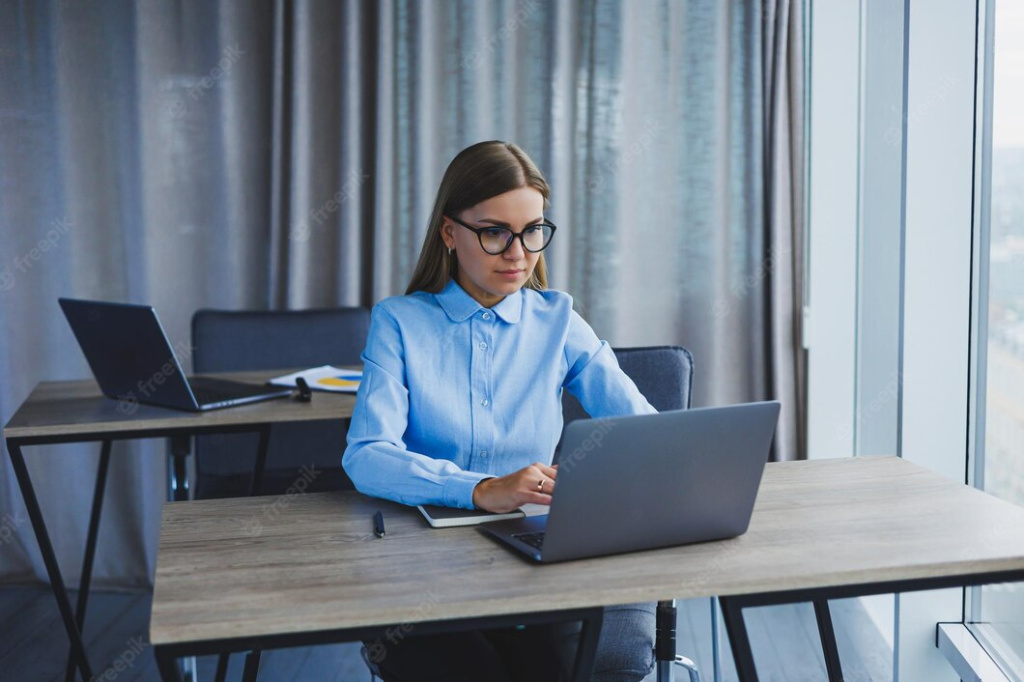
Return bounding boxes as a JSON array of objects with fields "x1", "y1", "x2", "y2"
[
  {"x1": 416, "y1": 505, "x2": 526, "y2": 528},
  {"x1": 268, "y1": 365, "x2": 362, "y2": 393}
]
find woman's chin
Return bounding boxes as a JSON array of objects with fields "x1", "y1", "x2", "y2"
[{"x1": 491, "y1": 273, "x2": 529, "y2": 291}]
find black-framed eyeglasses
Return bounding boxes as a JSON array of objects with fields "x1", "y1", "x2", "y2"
[{"x1": 447, "y1": 216, "x2": 557, "y2": 255}]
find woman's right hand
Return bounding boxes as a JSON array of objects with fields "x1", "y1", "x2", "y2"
[{"x1": 472, "y1": 462, "x2": 558, "y2": 513}]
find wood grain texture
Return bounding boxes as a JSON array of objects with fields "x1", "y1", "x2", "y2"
[
  {"x1": 150, "y1": 456, "x2": 1024, "y2": 647},
  {"x1": 3, "y1": 370, "x2": 356, "y2": 440}
]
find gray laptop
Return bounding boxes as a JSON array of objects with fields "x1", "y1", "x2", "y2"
[
  {"x1": 482, "y1": 401, "x2": 780, "y2": 563},
  {"x1": 59, "y1": 298, "x2": 293, "y2": 412}
]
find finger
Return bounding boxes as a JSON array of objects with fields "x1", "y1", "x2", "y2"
[
  {"x1": 536, "y1": 463, "x2": 558, "y2": 479},
  {"x1": 522, "y1": 492, "x2": 553, "y2": 506},
  {"x1": 527, "y1": 475, "x2": 555, "y2": 495}
]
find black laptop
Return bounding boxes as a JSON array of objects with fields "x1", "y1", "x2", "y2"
[
  {"x1": 59, "y1": 298, "x2": 293, "y2": 411},
  {"x1": 482, "y1": 401, "x2": 780, "y2": 563}
]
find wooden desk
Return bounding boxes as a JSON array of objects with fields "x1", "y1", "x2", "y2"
[
  {"x1": 149, "y1": 457, "x2": 1024, "y2": 682},
  {"x1": 3, "y1": 370, "x2": 356, "y2": 681},
  {"x1": 4, "y1": 370, "x2": 355, "y2": 441}
]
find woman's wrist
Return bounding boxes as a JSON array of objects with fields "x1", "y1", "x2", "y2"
[{"x1": 472, "y1": 477, "x2": 492, "y2": 509}]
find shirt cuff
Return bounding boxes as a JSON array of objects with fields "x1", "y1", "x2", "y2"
[{"x1": 444, "y1": 471, "x2": 493, "y2": 509}]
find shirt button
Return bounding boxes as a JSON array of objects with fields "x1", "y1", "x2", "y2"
[
  {"x1": 481, "y1": 398, "x2": 489, "y2": 407},
  {"x1": 482, "y1": 312, "x2": 491, "y2": 320},
  {"x1": 480, "y1": 450, "x2": 488, "y2": 457},
  {"x1": 479, "y1": 341, "x2": 488, "y2": 350}
]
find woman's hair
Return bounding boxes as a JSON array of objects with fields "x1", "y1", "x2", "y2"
[{"x1": 405, "y1": 141, "x2": 551, "y2": 295}]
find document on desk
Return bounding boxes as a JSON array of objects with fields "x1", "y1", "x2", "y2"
[{"x1": 268, "y1": 365, "x2": 362, "y2": 393}]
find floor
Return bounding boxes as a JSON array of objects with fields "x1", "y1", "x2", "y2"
[{"x1": 0, "y1": 584, "x2": 893, "y2": 681}]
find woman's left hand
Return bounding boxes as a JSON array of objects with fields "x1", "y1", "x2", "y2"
[{"x1": 471, "y1": 462, "x2": 559, "y2": 513}]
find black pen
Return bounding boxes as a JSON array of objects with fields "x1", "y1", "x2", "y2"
[{"x1": 373, "y1": 510, "x2": 386, "y2": 538}]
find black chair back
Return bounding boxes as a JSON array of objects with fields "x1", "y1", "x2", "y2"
[{"x1": 191, "y1": 307, "x2": 370, "y2": 498}]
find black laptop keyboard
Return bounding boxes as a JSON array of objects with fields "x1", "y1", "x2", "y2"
[
  {"x1": 191, "y1": 386, "x2": 244, "y2": 404},
  {"x1": 512, "y1": 531, "x2": 546, "y2": 551},
  {"x1": 190, "y1": 379, "x2": 280, "y2": 405}
]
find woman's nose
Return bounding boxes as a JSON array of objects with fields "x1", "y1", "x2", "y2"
[{"x1": 504, "y1": 235, "x2": 526, "y2": 259}]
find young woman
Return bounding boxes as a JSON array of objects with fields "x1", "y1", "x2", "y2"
[{"x1": 343, "y1": 141, "x2": 656, "y2": 682}]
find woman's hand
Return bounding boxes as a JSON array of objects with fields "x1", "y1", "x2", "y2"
[{"x1": 472, "y1": 462, "x2": 559, "y2": 513}]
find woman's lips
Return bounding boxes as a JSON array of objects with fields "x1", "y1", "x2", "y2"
[{"x1": 497, "y1": 269, "x2": 523, "y2": 279}]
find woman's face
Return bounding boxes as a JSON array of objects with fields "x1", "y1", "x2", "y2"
[{"x1": 442, "y1": 186, "x2": 545, "y2": 308}]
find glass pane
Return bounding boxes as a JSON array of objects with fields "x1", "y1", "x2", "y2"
[{"x1": 976, "y1": 0, "x2": 1024, "y2": 668}]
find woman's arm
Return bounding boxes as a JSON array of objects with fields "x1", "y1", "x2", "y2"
[
  {"x1": 343, "y1": 305, "x2": 489, "y2": 509},
  {"x1": 562, "y1": 309, "x2": 656, "y2": 418}
]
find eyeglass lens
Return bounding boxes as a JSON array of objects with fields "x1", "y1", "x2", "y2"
[{"x1": 479, "y1": 224, "x2": 553, "y2": 254}]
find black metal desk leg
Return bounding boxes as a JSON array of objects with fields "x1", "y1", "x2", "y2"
[
  {"x1": 155, "y1": 647, "x2": 185, "y2": 682},
  {"x1": 214, "y1": 651, "x2": 230, "y2": 682},
  {"x1": 249, "y1": 424, "x2": 271, "y2": 496},
  {"x1": 6, "y1": 440, "x2": 95, "y2": 681},
  {"x1": 168, "y1": 435, "x2": 191, "y2": 502},
  {"x1": 213, "y1": 424, "x2": 275, "y2": 680},
  {"x1": 719, "y1": 597, "x2": 758, "y2": 682},
  {"x1": 571, "y1": 608, "x2": 604, "y2": 682},
  {"x1": 813, "y1": 599, "x2": 844, "y2": 681},
  {"x1": 241, "y1": 649, "x2": 263, "y2": 682},
  {"x1": 64, "y1": 439, "x2": 112, "y2": 682}
]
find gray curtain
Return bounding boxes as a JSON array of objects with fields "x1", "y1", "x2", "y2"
[{"x1": 0, "y1": 0, "x2": 805, "y2": 587}]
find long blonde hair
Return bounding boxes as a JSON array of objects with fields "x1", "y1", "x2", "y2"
[{"x1": 406, "y1": 141, "x2": 551, "y2": 295}]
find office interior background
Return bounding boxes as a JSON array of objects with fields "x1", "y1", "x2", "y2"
[{"x1": 0, "y1": 0, "x2": 1021, "y2": 680}]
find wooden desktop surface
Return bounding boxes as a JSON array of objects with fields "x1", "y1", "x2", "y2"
[
  {"x1": 3, "y1": 369, "x2": 357, "y2": 441},
  {"x1": 149, "y1": 456, "x2": 1024, "y2": 647}
]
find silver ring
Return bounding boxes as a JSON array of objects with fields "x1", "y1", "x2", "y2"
[{"x1": 537, "y1": 479, "x2": 544, "y2": 491}]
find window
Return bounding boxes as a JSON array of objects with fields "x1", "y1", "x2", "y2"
[{"x1": 970, "y1": 0, "x2": 1024, "y2": 675}]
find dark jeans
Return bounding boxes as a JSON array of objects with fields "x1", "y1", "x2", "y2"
[{"x1": 365, "y1": 602, "x2": 656, "y2": 682}]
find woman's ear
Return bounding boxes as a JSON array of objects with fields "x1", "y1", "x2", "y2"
[{"x1": 440, "y1": 219, "x2": 454, "y2": 250}]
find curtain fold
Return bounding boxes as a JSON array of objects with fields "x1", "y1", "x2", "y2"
[
  {"x1": 763, "y1": 0, "x2": 807, "y2": 462},
  {"x1": 0, "y1": 0, "x2": 805, "y2": 586}
]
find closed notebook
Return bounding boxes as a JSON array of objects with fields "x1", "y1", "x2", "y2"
[{"x1": 417, "y1": 505, "x2": 526, "y2": 528}]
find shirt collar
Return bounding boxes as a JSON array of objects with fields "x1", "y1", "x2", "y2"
[{"x1": 435, "y1": 279, "x2": 523, "y2": 324}]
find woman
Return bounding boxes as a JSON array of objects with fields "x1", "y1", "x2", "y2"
[{"x1": 343, "y1": 140, "x2": 656, "y2": 682}]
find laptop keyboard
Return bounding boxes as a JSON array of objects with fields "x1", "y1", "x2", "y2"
[
  {"x1": 190, "y1": 378, "x2": 281, "y2": 406},
  {"x1": 512, "y1": 531, "x2": 546, "y2": 551},
  {"x1": 191, "y1": 386, "x2": 245, "y2": 405}
]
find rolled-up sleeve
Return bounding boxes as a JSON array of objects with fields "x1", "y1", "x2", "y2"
[
  {"x1": 343, "y1": 305, "x2": 489, "y2": 508},
  {"x1": 562, "y1": 310, "x2": 656, "y2": 418}
]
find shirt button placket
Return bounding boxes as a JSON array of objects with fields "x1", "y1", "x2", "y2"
[{"x1": 473, "y1": 312, "x2": 495, "y2": 472}]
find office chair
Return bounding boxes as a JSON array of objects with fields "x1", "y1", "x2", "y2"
[
  {"x1": 562, "y1": 346, "x2": 704, "y2": 682},
  {"x1": 192, "y1": 306, "x2": 370, "y2": 682},
  {"x1": 191, "y1": 306, "x2": 369, "y2": 498}
]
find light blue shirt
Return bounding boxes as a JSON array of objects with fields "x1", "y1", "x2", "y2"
[{"x1": 342, "y1": 279, "x2": 655, "y2": 509}]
